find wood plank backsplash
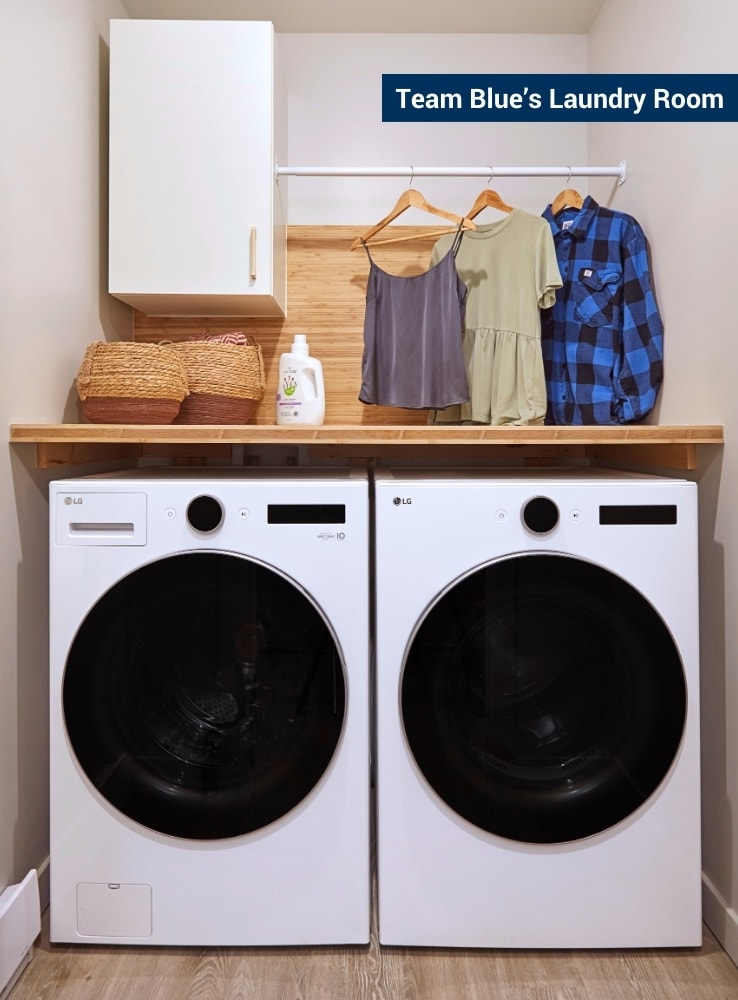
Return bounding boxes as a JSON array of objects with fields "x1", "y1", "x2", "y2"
[{"x1": 134, "y1": 225, "x2": 443, "y2": 426}]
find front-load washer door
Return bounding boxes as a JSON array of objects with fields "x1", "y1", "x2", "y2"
[
  {"x1": 401, "y1": 553, "x2": 686, "y2": 844},
  {"x1": 63, "y1": 552, "x2": 346, "y2": 840}
]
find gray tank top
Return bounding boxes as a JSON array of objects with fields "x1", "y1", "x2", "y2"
[{"x1": 358, "y1": 229, "x2": 469, "y2": 409}]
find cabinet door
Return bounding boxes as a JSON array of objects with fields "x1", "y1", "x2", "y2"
[{"x1": 109, "y1": 20, "x2": 285, "y2": 317}]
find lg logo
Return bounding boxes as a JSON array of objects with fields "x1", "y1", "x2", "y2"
[
  {"x1": 392, "y1": 496, "x2": 412, "y2": 506},
  {"x1": 64, "y1": 496, "x2": 83, "y2": 506}
]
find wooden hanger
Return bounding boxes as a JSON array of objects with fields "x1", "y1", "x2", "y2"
[
  {"x1": 466, "y1": 188, "x2": 514, "y2": 219},
  {"x1": 551, "y1": 188, "x2": 584, "y2": 214},
  {"x1": 350, "y1": 188, "x2": 476, "y2": 251}
]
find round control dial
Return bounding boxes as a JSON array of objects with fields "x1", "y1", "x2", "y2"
[
  {"x1": 186, "y1": 495, "x2": 224, "y2": 533},
  {"x1": 522, "y1": 496, "x2": 559, "y2": 534}
]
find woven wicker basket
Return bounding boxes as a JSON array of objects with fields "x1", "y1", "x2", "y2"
[
  {"x1": 76, "y1": 342, "x2": 189, "y2": 424},
  {"x1": 172, "y1": 339, "x2": 265, "y2": 424}
]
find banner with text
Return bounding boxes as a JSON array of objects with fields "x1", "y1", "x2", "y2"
[{"x1": 382, "y1": 74, "x2": 738, "y2": 122}]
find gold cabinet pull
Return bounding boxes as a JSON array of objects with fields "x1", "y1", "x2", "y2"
[{"x1": 249, "y1": 228, "x2": 257, "y2": 281}]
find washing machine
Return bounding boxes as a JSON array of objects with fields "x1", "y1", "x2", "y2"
[
  {"x1": 373, "y1": 468, "x2": 701, "y2": 948},
  {"x1": 49, "y1": 468, "x2": 370, "y2": 946}
]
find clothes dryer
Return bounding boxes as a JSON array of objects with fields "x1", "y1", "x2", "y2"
[
  {"x1": 373, "y1": 468, "x2": 701, "y2": 948},
  {"x1": 49, "y1": 469, "x2": 370, "y2": 946}
]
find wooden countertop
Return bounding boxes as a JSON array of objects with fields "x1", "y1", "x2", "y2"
[
  {"x1": 9, "y1": 423, "x2": 724, "y2": 445},
  {"x1": 9, "y1": 423, "x2": 724, "y2": 471}
]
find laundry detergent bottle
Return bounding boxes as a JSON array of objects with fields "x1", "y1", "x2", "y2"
[{"x1": 275, "y1": 333, "x2": 325, "y2": 426}]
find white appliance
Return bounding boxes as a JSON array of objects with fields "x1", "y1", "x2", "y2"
[
  {"x1": 373, "y1": 468, "x2": 701, "y2": 948},
  {"x1": 49, "y1": 469, "x2": 370, "y2": 946}
]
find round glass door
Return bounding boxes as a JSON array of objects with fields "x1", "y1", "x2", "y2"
[
  {"x1": 64, "y1": 552, "x2": 346, "y2": 840},
  {"x1": 401, "y1": 553, "x2": 686, "y2": 844}
]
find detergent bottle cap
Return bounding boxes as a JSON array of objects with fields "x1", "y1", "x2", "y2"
[{"x1": 291, "y1": 334, "x2": 309, "y2": 355}]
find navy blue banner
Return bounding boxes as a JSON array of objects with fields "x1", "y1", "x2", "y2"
[{"x1": 382, "y1": 74, "x2": 738, "y2": 122}]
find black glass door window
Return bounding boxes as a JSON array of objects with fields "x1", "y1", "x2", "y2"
[
  {"x1": 402, "y1": 554, "x2": 686, "y2": 844},
  {"x1": 64, "y1": 553, "x2": 346, "y2": 840}
]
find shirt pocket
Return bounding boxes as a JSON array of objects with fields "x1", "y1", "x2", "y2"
[{"x1": 572, "y1": 267, "x2": 621, "y2": 327}]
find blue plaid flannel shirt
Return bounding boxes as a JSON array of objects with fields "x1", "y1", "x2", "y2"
[{"x1": 541, "y1": 197, "x2": 664, "y2": 425}]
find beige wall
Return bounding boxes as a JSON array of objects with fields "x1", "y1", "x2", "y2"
[
  {"x1": 587, "y1": 0, "x2": 738, "y2": 962},
  {"x1": 0, "y1": 0, "x2": 129, "y2": 904}
]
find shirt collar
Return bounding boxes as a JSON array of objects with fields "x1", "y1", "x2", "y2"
[{"x1": 544, "y1": 195, "x2": 599, "y2": 240}]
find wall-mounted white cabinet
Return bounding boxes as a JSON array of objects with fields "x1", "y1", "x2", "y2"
[{"x1": 108, "y1": 19, "x2": 287, "y2": 317}]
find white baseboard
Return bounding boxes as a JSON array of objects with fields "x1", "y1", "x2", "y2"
[
  {"x1": 703, "y1": 873, "x2": 738, "y2": 968},
  {"x1": 0, "y1": 870, "x2": 41, "y2": 999}
]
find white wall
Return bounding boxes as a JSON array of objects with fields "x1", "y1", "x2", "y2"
[
  {"x1": 279, "y1": 33, "x2": 588, "y2": 224},
  {"x1": 0, "y1": 0, "x2": 130, "y2": 904},
  {"x1": 587, "y1": 0, "x2": 738, "y2": 963}
]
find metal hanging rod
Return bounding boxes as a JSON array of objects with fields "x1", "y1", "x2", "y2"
[{"x1": 275, "y1": 160, "x2": 627, "y2": 184}]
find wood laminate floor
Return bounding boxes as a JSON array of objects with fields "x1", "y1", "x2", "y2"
[{"x1": 10, "y1": 911, "x2": 738, "y2": 1000}]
